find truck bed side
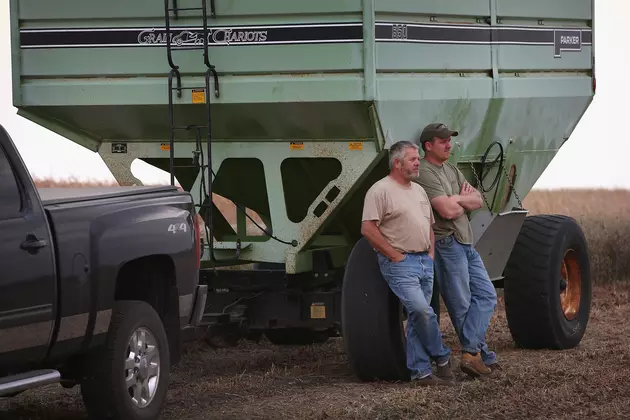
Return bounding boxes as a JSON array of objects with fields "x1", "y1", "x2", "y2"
[{"x1": 43, "y1": 189, "x2": 199, "y2": 362}]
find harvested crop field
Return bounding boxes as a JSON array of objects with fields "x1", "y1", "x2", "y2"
[
  {"x1": 2, "y1": 283, "x2": 630, "y2": 420},
  {"x1": 2, "y1": 187, "x2": 629, "y2": 419}
]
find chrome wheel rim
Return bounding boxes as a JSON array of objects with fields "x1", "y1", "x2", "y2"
[{"x1": 124, "y1": 327, "x2": 160, "y2": 408}]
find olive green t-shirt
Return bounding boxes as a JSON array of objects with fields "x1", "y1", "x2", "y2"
[{"x1": 413, "y1": 159, "x2": 474, "y2": 245}]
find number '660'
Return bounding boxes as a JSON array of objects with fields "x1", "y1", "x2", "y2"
[{"x1": 392, "y1": 24, "x2": 407, "y2": 39}]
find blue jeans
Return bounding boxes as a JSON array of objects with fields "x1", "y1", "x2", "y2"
[
  {"x1": 434, "y1": 235, "x2": 498, "y2": 365},
  {"x1": 377, "y1": 252, "x2": 451, "y2": 379}
]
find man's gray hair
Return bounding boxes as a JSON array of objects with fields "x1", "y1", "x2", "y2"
[{"x1": 389, "y1": 140, "x2": 419, "y2": 169}]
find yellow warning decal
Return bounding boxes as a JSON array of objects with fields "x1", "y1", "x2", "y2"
[
  {"x1": 192, "y1": 89, "x2": 205, "y2": 104},
  {"x1": 349, "y1": 141, "x2": 363, "y2": 151},
  {"x1": 290, "y1": 142, "x2": 305, "y2": 150},
  {"x1": 310, "y1": 303, "x2": 326, "y2": 319},
  {"x1": 160, "y1": 143, "x2": 171, "y2": 151}
]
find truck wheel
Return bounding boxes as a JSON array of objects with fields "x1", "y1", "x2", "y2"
[
  {"x1": 503, "y1": 214, "x2": 592, "y2": 349},
  {"x1": 80, "y1": 300, "x2": 170, "y2": 420},
  {"x1": 341, "y1": 237, "x2": 409, "y2": 382}
]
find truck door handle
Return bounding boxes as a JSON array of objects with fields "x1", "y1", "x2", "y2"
[{"x1": 21, "y1": 235, "x2": 47, "y2": 253}]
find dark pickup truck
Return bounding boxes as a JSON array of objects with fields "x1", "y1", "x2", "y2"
[{"x1": 0, "y1": 124, "x2": 208, "y2": 420}]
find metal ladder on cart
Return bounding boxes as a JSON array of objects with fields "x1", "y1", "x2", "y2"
[{"x1": 163, "y1": 0, "x2": 247, "y2": 264}]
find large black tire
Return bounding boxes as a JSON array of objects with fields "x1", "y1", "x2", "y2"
[
  {"x1": 503, "y1": 214, "x2": 592, "y2": 349},
  {"x1": 80, "y1": 300, "x2": 171, "y2": 420},
  {"x1": 341, "y1": 237, "x2": 440, "y2": 382}
]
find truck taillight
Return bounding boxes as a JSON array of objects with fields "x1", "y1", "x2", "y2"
[
  {"x1": 193, "y1": 213, "x2": 202, "y2": 269},
  {"x1": 176, "y1": 185, "x2": 203, "y2": 268}
]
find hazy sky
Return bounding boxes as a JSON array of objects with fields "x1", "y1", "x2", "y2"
[{"x1": 1, "y1": 1, "x2": 628, "y2": 189}]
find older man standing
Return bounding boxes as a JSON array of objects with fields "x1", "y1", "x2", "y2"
[
  {"x1": 361, "y1": 140, "x2": 453, "y2": 385},
  {"x1": 414, "y1": 123, "x2": 500, "y2": 378}
]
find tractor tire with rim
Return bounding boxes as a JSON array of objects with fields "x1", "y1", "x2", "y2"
[
  {"x1": 503, "y1": 214, "x2": 592, "y2": 349},
  {"x1": 80, "y1": 300, "x2": 170, "y2": 420},
  {"x1": 341, "y1": 237, "x2": 440, "y2": 382}
]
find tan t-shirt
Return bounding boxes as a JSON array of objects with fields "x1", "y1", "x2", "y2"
[
  {"x1": 362, "y1": 176, "x2": 435, "y2": 253},
  {"x1": 414, "y1": 159, "x2": 474, "y2": 245}
]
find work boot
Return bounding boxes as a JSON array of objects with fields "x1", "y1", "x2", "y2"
[
  {"x1": 436, "y1": 359, "x2": 454, "y2": 380},
  {"x1": 411, "y1": 374, "x2": 455, "y2": 387},
  {"x1": 460, "y1": 352, "x2": 491, "y2": 378}
]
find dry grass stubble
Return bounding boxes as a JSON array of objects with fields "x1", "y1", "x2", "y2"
[{"x1": 3, "y1": 283, "x2": 630, "y2": 420}]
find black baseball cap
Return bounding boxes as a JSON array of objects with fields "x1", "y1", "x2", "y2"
[{"x1": 418, "y1": 123, "x2": 459, "y2": 146}]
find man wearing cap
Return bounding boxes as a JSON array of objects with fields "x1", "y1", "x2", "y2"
[{"x1": 414, "y1": 123, "x2": 500, "y2": 378}]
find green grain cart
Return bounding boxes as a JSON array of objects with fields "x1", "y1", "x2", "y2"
[{"x1": 10, "y1": 0, "x2": 594, "y2": 381}]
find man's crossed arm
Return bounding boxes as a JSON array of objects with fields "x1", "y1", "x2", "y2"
[{"x1": 431, "y1": 181, "x2": 483, "y2": 220}]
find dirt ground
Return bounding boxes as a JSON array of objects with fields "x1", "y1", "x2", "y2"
[{"x1": 2, "y1": 282, "x2": 630, "y2": 420}]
